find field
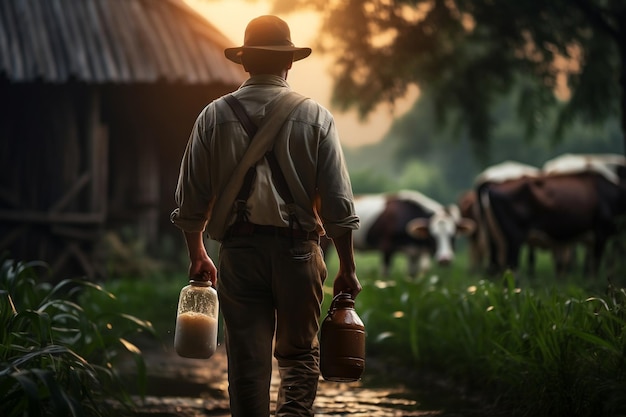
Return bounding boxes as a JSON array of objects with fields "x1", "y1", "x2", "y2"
[
  {"x1": 4, "y1": 238, "x2": 624, "y2": 417},
  {"x1": 91, "y1": 237, "x2": 626, "y2": 417}
]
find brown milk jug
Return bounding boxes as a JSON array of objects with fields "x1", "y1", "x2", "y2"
[
  {"x1": 174, "y1": 280, "x2": 219, "y2": 359},
  {"x1": 320, "y1": 292, "x2": 366, "y2": 382}
]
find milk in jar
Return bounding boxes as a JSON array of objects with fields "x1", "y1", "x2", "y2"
[{"x1": 174, "y1": 280, "x2": 219, "y2": 359}]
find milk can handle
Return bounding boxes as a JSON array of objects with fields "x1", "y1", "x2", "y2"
[{"x1": 326, "y1": 292, "x2": 350, "y2": 316}]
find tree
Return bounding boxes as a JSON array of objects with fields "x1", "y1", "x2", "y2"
[{"x1": 272, "y1": 0, "x2": 625, "y2": 159}]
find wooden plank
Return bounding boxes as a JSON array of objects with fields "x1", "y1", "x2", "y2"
[
  {"x1": 51, "y1": 225, "x2": 100, "y2": 241},
  {"x1": 93, "y1": 123, "x2": 109, "y2": 213},
  {"x1": 0, "y1": 224, "x2": 30, "y2": 249},
  {"x1": 85, "y1": 88, "x2": 109, "y2": 213},
  {"x1": 135, "y1": 132, "x2": 161, "y2": 244},
  {"x1": 68, "y1": 243, "x2": 95, "y2": 279},
  {"x1": 49, "y1": 246, "x2": 71, "y2": 272},
  {"x1": 48, "y1": 172, "x2": 91, "y2": 214},
  {"x1": 0, "y1": 210, "x2": 105, "y2": 224},
  {"x1": 48, "y1": 243, "x2": 95, "y2": 279}
]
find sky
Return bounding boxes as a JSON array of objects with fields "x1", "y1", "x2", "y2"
[{"x1": 185, "y1": 0, "x2": 418, "y2": 148}]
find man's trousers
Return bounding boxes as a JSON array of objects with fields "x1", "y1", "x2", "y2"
[{"x1": 218, "y1": 234, "x2": 327, "y2": 417}]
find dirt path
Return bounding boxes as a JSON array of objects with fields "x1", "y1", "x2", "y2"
[{"x1": 119, "y1": 343, "x2": 490, "y2": 416}]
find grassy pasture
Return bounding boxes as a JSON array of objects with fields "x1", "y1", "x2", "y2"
[
  {"x1": 333, "y1": 243, "x2": 626, "y2": 417},
  {"x1": 2, "y1": 236, "x2": 625, "y2": 417},
  {"x1": 89, "y1": 239, "x2": 626, "y2": 416}
]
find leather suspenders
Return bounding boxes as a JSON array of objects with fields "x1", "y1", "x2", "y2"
[{"x1": 223, "y1": 93, "x2": 304, "y2": 231}]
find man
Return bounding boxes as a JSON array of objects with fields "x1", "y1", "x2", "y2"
[{"x1": 170, "y1": 15, "x2": 361, "y2": 417}]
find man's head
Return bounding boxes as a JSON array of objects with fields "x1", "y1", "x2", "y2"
[{"x1": 224, "y1": 15, "x2": 311, "y2": 75}]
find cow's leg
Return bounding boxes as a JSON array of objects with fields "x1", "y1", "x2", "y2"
[
  {"x1": 381, "y1": 251, "x2": 393, "y2": 277},
  {"x1": 407, "y1": 254, "x2": 418, "y2": 278},
  {"x1": 469, "y1": 232, "x2": 488, "y2": 273},
  {"x1": 404, "y1": 248, "x2": 420, "y2": 278},
  {"x1": 467, "y1": 238, "x2": 481, "y2": 272},
  {"x1": 503, "y1": 237, "x2": 525, "y2": 285},
  {"x1": 481, "y1": 189, "x2": 507, "y2": 276},
  {"x1": 486, "y1": 238, "x2": 501, "y2": 276},
  {"x1": 526, "y1": 245, "x2": 536, "y2": 278},
  {"x1": 418, "y1": 250, "x2": 432, "y2": 274},
  {"x1": 552, "y1": 245, "x2": 575, "y2": 278},
  {"x1": 588, "y1": 235, "x2": 608, "y2": 279}
]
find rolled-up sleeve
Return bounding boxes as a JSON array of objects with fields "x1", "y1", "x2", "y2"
[
  {"x1": 170, "y1": 106, "x2": 215, "y2": 232},
  {"x1": 316, "y1": 117, "x2": 360, "y2": 238}
]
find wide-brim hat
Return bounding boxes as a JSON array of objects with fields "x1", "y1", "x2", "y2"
[{"x1": 224, "y1": 15, "x2": 312, "y2": 65}]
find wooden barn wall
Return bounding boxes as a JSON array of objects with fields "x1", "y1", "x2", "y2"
[
  {"x1": 0, "y1": 82, "x2": 107, "y2": 279},
  {"x1": 0, "y1": 80, "x2": 236, "y2": 280},
  {"x1": 102, "y1": 82, "x2": 236, "y2": 248}
]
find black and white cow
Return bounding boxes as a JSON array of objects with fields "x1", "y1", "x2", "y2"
[{"x1": 323, "y1": 190, "x2": 475, "y2": 277}]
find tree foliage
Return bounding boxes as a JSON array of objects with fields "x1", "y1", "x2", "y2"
[
  {"x1": 343, "y1": 85, "x2": 622, "y2": 203},
  {"x1": 272, "y1": 0, "x2": 625, "y2": 158}
]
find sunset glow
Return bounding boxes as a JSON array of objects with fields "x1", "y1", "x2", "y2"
[{"x1": 185, "y1": 0, "x2": 418, "y2": 147}]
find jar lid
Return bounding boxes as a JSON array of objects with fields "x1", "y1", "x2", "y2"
[{"x1": 189, "y1": 279, "x2": 211, "y2": 287}]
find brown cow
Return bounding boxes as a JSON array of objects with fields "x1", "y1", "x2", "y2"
[
  {"x1": 482, "y1": 170, "x2": 626, "y2": 278},
  {"x1": 472, "y1": 161, "x2": 542, "y2": 275}
]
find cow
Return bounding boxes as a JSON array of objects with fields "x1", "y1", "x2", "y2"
[
  {"x1": 481, "y1": 155, "x2": 626, "y2": 279},
  {"x1": 322, "y1": 190, "x2": 476, "y2": 277},
  {"x1": 473, "y1": 161, "x2": 542, "y2": 275},
  {"x1": 541, "y1": 153, "x2": 626, "y2": 274}
]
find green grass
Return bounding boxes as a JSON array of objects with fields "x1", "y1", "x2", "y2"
[
  {"x1": 330, "y1": 247, "x2": 626, "y2": 417},
  {"x1": 74, "y1": 238, "x2": 626, "y2": 417}
]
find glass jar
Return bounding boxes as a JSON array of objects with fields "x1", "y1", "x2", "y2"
[{"x1": 174, "y1": 280, "x2": 219, "y2": 359}]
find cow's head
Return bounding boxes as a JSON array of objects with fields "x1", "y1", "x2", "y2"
[{"x1": 405, "y1": 205, "x2": 476, "y2": 265}]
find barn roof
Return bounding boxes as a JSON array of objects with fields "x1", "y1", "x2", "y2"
[{"x1": 0, "y1": 0, "x2": 246, "y2": 85}]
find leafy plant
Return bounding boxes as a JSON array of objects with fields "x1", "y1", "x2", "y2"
[
  {"x1": 351, "y1": 259, "x2": 626, "y2": 417},
  {"x1": 0, "y1": 257, "x2": 157, "y2": 416}
]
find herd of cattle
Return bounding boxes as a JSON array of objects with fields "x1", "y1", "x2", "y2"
[{"x1": 323, "y1": 153, "x2": 626, "y2": 279}]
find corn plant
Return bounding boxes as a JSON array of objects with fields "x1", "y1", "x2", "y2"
[{"x1": 0, "y1": 257, "x2": 156, "y2": 417}]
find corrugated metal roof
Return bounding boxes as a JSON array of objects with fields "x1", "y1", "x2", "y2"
[{"x1": 0, "y1": 0, "x2": 246, "y2": 84}]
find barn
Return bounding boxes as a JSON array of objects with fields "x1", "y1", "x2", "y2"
[{"x1": 0, "y1": 0, "x2": 246, "y2": 280}]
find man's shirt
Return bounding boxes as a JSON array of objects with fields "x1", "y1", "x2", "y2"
[{"x1": 171, "y1": 74, "x2": 359, "y2": 239}]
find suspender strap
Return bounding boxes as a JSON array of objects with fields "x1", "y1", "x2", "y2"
[
  {"x1": 206, "y1": 90, "x2": 307, "y2": 241},
  {"x1": 224, "y1": 94, "x2": 258, "y2": 138},
  {"x1": 224, "y1": 95, "x2": 257, "y2": 222},
  {"x1": 224, "y1": 94, "x2": 297, "y2": 208}
]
